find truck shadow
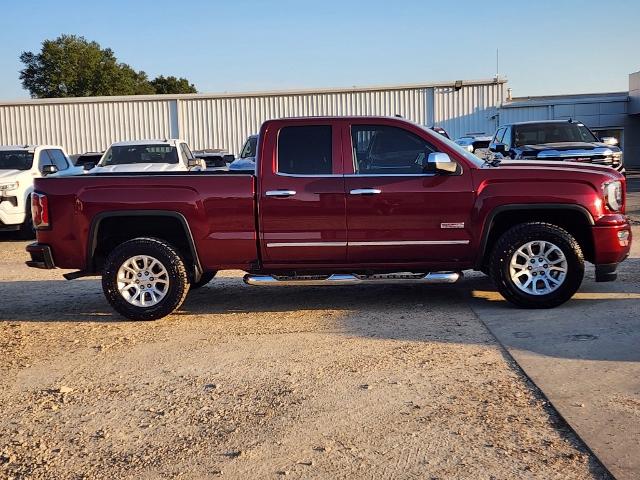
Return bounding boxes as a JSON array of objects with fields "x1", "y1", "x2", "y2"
[{"x1": 1, "y1": 260, "x2": 639, "y2": 363}]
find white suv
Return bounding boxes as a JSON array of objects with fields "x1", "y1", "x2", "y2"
[
  {"x1": 90, "y1": 139, "x2": 205, "y2": 173},
  {"x1": 0, "y1": 145, "x2": 82, "y2": 236}
]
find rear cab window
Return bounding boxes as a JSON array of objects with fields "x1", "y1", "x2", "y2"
[{"x1": 277, "y1": 125, "x2": 333, "y2": 175}]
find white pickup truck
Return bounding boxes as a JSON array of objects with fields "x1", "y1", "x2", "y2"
[
  {"x1": 0, "y1": 145, "x2": 82, "y2": 236},
  {"x1": 90, "y1": 139, "x2": 205, "y2": 173}
]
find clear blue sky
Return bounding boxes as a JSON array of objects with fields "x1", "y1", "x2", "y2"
[{"x1": 0, "y1": 0, "x2": 638, "y2": 100}]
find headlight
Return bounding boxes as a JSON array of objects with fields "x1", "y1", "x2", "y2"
[
  {"x1": 0, "y1": 181, "x2": 19, "y2": 193},
  {"x1": 603, "y1": 180, "x2": 622, "y2": 211}
]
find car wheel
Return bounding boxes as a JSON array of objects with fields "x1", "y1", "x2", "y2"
[
  {"x1": 102, "y1": 237, "x2": 190, "y2": 321},
  {"x1": 18, "y1": 198, "x2": 35, "y2": 239},
  {"x1": 190, "y1": 271, "x2": 216, "y2": 289},
  {"x1": 489, "y1": 222, "x2": 584, "y2": 308}
]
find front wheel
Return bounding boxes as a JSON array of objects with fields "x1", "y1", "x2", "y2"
[
  {"x1": 489, "y1": 222, "x2": 584, "y2": 308},
  {"x1": 102, "y1": 237, "x2": 190, "y2": 320}
]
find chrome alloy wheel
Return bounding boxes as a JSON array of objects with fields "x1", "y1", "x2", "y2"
[
  {"x1": 117, "y1": 255, "x2": 170, "y2": 307},
  {"x1": 509, "y1": 240, "x2": 568, "y2": 295}
]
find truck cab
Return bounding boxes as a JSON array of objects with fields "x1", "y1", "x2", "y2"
[{"x1": 0, "y1": 144, "x2": 81, "y2": 236}]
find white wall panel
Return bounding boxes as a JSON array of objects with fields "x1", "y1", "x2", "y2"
[{"x1": 0, "y1": 79, "x2": 506, "y2": 154}]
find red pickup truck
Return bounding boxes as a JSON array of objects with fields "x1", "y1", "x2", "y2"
[{"x1": 26, "y1": 116, "x2": 631, "y2": 320}]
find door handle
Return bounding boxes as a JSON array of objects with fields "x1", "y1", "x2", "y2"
[
  {"x1": 349, "y1": 188, "x2": 382, "y2": 195},
  {"x1": 265, "y1": 190, "x2": 297, "y2": 198}
]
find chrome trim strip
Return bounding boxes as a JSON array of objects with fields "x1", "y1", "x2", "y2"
[
  {"x1": 275, "y1": 172, "x2": 343, "y2": 178},
  {"x1": 267, "y1": 242, "x2": 347, "y2": 247},
  {"x1": 266, "y1": 240, "x2": 469, "y2": 248},
  {"x1": 350, "y1": 240, "x2": 469, "y2": 246},
  {"x1": 344, "y1": 173, "x2": 436, "y2": 177}
]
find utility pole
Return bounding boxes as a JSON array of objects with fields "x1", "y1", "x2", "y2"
[{"x1": 496, "y1": 48, "x2": 499, "y2": 79}]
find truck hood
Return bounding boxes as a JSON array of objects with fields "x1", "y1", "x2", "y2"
[
  {"x1": 0, "y1": 169, "x2": 24, "y2": 180},
  {"x1": 494, "y1": 160, "x2": 621, "y2": 178},
  {"x1": 90, "y1": 163, "x2": 185, "y2": 173},
  {"x1": 518, "y1": 141, "x2": 615, "y2": 152}
]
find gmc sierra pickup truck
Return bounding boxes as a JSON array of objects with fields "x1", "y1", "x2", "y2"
[{"x1": 26, "y1": 116, "x2": 631, "y2": 320}]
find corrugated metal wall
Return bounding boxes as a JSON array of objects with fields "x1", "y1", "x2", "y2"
[
  {"x1": 430, "y1": 82, "x2": 506, "y2": 137},
  {"x1": 0, "y1": 99, "x2": 173, "y2": 155},
  {"x1": 0, "y1": 79, "x2": 505, "y2": 154}
]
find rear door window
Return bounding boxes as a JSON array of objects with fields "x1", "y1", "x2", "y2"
[{"x1": 277, "y1": 126, "x2": 332, "y2": 175}]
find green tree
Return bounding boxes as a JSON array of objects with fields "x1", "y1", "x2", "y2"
[
  {"x1": 19, "y1": 35, "x2": 196, "y2": 98},
  {"x1": 150, "y1": 75, "x2": 197, "y2": 94}
]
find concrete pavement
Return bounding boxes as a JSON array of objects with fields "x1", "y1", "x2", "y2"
[{"x1": 470, "y1": 179, "x2": 640, "y2": 480}]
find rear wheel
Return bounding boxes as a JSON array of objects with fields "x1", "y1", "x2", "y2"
[
  {"x1": 102, "y1": 237, "x2": 189, "y2": 320},
  {"x1": 489, "y1": 222, "x2": 584, "y2": 308},
  {"x1": 190, "y1": 271, "x2": 216, "y2": 289}
]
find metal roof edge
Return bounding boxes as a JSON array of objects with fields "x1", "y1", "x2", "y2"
[
  {"x1": 0, "y1": 78, "x2": 507, "y2": 107},
  {"x1": 503, "y1": 92, "x2": 629, "y2": 108}
]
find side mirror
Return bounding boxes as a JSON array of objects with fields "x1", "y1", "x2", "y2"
[
  {"x1": 41, "y1": 165, "x2": 58, "y2": 176},
  {"x1": 600, "y1": 136, "x2": 618, "y2": 146},
  {"x1": 223, "y1": 154, "x2": 235, "y2": 164},
  {"x1": 83, "y1": 162, "x2": 95, "y2": 171},
  {"x1": 187, "y1": 158, "x2": 201, "y2": 169},
  {"x1": 490, "y1": 143, "x2": 506, "y2": 153},
  {"x1": 427, "y1": 152, "x2": 458, "y2": 174}
]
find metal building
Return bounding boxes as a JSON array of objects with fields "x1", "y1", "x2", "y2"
[{"x1": 0, "y1": 78, "x2": 506, "y2": 155}]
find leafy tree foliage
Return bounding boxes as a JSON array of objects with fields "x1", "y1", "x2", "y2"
[
  {"x1": 150, "y1": 75, "x2": 197, "y2": 94},
  {"x1": 19, "y1": 35, "x2": 197, "y2": 98}
]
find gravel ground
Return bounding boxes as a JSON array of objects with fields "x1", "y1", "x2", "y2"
[{"x1": 0, "y1": 239, "x2": 612, "y2": 480}]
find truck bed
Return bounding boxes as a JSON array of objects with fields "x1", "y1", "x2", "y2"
[{"x1": 34, "y1": 172, "x2": 258, "y2": 271}]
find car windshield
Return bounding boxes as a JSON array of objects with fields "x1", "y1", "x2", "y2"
[
  {"x1": 101, "y1": 145, "x2": 179, "y2": 166},
  {"x1": 513, "y1": 123, "x2": 598, "y2": 146},
  {"x1": 240, "y1": 136, "x2": 257, "y2": 158},
  {"x1": 0, "y1": 151, "x2": 34, "y2": 170}
]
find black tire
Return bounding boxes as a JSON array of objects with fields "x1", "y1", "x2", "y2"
[
  {"x1": 489, "y1": 222, "x2": 584, "y2": 308},
  {"x1": 18, "y1": 197, "x2": 35, "y2": 239},
  {"x1": 102, "y1": 237, "x2": 190, "y2": 321},
  {"x1": 190, "y1": 271, "x2": 216, "y2": 289}
]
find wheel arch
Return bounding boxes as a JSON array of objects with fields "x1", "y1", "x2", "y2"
[
  {"x1": 476, "y1": 204, "x2": 595, "y2": 269},
  {"x1": 87, "y1": 210, "x2": 203, "y2": 281}
]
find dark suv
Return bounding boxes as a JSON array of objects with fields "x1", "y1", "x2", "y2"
[{"x1": 489, "y1": 120, "x2": 624, "y2": 173}]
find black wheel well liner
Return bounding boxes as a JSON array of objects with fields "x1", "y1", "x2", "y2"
[
  {"x1": 476, "y1": 204, "x2": 595, "y2": 269},
  {"x1": 86, "y1": 210, "x2": 203, "y2": 280}
]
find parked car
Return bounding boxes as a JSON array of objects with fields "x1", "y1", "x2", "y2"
[
  {"x1": 229, "y1": 135, "x2": 258, "y2": 171},
  {"x1": 489, "y1": 120, "x2": 624, "y2": 173},
  {"x1": 0, "y1": 145, "x2": 82, "y2": 236},
  {"x1": 27, "y1": 116, "x2": 630, "y2": 320},
  {"x1": 90, "y1": 140, "x2": 204, "y2": 173},
  {"x1": 429, "y1": 126, "x2": 450, "y2": 139},
  {"x1": 72, "y1": 151, "x2": 104, "y2": 170},
  {"x1": 455, "y1": 134, "x2": 493, "y2": 158},
  {"x1": 193, "y1": 150, "x2": 235, "y2": 171}
]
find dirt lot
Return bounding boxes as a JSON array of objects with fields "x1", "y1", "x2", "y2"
[{"x1": 0, "y1": 238, "x2": 615, "y2": 480}]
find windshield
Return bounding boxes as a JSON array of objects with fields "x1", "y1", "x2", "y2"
[
  {"x1": 418, "y1": 125, "x2": 485, "y2": 167},
  {"x1": 240, "y1": 136, "x2": 258, "y2": 159},
  {"x1": 100, "y1": 145, "x2": 179, "y2": 166},
  {"x1": 0, "y1": 151, "x2": 34, "y2": 171},
  {"x1": 513, "y1": 123, "x2": 598, "y2": 146}
]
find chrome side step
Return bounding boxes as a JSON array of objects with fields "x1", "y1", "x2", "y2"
[{"x1": 243, "y1": 271, "x2": 462, "y2": 286}]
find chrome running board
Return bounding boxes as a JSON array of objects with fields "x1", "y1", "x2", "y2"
[{"x1": 243, "y1": 271, "x2": 462, "y2": 286}]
